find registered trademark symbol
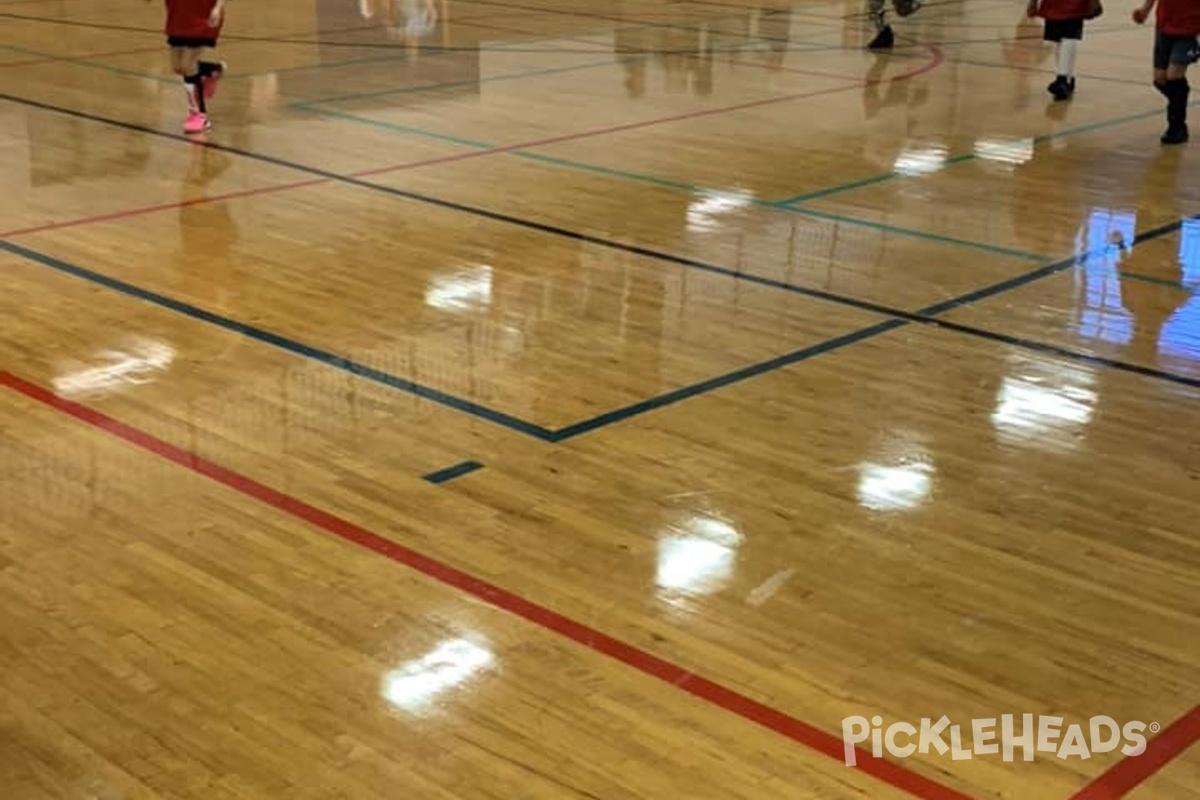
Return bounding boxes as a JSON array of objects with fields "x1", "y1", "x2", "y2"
[{"x1": 1150, "y1": 722, "x2": 1161, "y2": 734}]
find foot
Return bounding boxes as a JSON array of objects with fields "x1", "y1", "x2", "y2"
[
  {"x1": 868, "y1": 25, "x2": 894, "y2": 49},
  {"x1": 203, "y1": 61, "x2": 227, "y2": 100},
  {"x1": 1161, "y1": 124, "x2": 1189, "y2": 144},
  {"x1": 1048, "y1": 76, "x2": 1075, "y2": 100},
  {"x1": 183, "y1": 111, "x2": 211, "y2": 134}
]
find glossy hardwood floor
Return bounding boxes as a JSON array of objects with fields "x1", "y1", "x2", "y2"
[{"x1": 1, "y1": 1, "x2": 1198, "y2": 799}]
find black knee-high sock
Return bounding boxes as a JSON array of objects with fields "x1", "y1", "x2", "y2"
[
  {"x1": 1166, "y1": 77, "x2": 1190, "y2": 126},
  {"x1": 184, "y1": 73, "x2": 206, "y2": 113},
  {"x1": 1154, "y1": 80, "x2": 1170, "y2": 98}
]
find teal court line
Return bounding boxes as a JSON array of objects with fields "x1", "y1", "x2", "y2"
[
  {"x1": 777, "y1": 101, "x2": 1200, "y2": 205},
  {"x1": 297, "y1": 97, "x2": 1200, "y2": 283},
  {"x1": 0, "y1": 43, "x2": 176, "y2": 84},
  {"x1": 5, "y1": 31, "x2": 1189, "y2": 285},
  {"x1": 295, "y1": 101, "x2": 1048, "y2": 261},
  {"x1": 1119, "y1": 270, "x2": 1196, "y2": 292}
]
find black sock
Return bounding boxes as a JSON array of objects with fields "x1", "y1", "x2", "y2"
[
  {"x1": 198, "y1": 60, "x2": 222, "y2": 77},
  {"x1": 184, "y1": 73, "x2": 206, "y2": 113},
  {"x1": 1154, "y1": 80, "x2": 1170, "y2": 98},
  {"x1": 1166, "y1": 77, "x2": 1190, "y2": 126}
]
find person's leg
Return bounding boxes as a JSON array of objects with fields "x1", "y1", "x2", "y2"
[
  {"x1": 175, "y1": 46, "x2": 209, "y2": 132},
  {"x1": 197, "y1": 57, "x2": 226, "y2": 100},
  {"x1": 1156, "y1": 34, "x2": 1190, "y2": 143},
  {"x1": 1054, "y1": 21, "x2": 1082, "y2": 95},
  {"x1": 1162, "y1": 45, "x2": 1191, "y2": 143}
]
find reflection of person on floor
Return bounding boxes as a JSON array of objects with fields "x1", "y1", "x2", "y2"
[
  {"x1": 358, "y1": 0, "x2": 436, "y2": 45},
  {"x1": 866, "y1": 0, "x2": 923, "y2": 50},
  {"x1": 178, "y1": 146, "x2": 239, "y2": 317},
  {"x1": 615, "y1": 23, "x2": 654, "y2": 98},
  {"x1": 757, "y1": 8, "x2": 792, "y2": 72},
  {"x1": 1001, "y1": 13, "x2": 1053, "y2": 109}
]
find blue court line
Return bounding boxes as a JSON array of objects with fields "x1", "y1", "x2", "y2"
[
  {"x1": 424, "y1": 460, "x2": 484, "y2": 483},
  {"x1": 551, "y1": 219, "x2": 1200, "y2": 440},
  {"x1": 0, "y1": 239, "x2": 559, "y2": 441},
  {"x1": 2, "y1": 92, "x2": 1196, "y2": 444},
  {"x1": 547, "y1": 320, "x2": 908, "y2": 440},
  {"x1": 5, "y1": 219, "x2": 1197, "y2": 451}
]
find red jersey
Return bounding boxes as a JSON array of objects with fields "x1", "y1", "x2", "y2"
[
  {"x1": 165, "y1": 0, "x2": 222, "y2": 40},
  {"x1": 1157, "y1": 0, "x2": 1200, "y2": 36},
  {"x1": 1036, "y1": 0, "x2": 1094, "y2": 20}
]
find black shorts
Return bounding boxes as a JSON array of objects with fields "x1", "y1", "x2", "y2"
[
  {"x1": 1044, "y1": 18, "x2": 1085, "y2": 41},
  {"x1": 1154, "y1": 31, "x2": 1200, "y2": 70},
  {"x1": 167, "y1": 36, "x2": 217, "y2": 48}
]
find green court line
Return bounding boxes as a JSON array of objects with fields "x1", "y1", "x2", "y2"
[
  {"x1": 299, "y1": 102, "x2": 1048, "y2": 261},
  {"x1": 779, "y1": 206, "x2": 1044, "y2": 260},
  {"x1": 299, "y1": 104, "x2": 491, "y2": 148},
  {"x1": 778, "y1": 102, "x2": 1200, "y2": 206},
  {"x1": 1119, "y1": 270, "x2": 1196, "y2": 292},
  {"x1": 0, "y1": 43, "x2": 175, "y2": 83}
]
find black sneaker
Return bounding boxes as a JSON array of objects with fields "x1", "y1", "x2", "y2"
[
  {"x1": 1048, "y1": 76, "x2": 1076, "y2": 100},
  {"x1": 868, "y1": 25, "x2": 895, "y2": 49},
  {"x1": 1162, "y1": 124, "x2": 1190, "y2": 144}
]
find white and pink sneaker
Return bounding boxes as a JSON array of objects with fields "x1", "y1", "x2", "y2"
[{"x1": 183, "y1": 111, "x2": 211, "y2": 134}]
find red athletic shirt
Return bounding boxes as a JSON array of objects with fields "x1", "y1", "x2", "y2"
[
  {"x1": 1157, "y1": 0, "x2": 1200, "y2": 36},
  {"x1": 165, "y1": 0, "x2": 222, "y2": 40},
  {"x1": 1036, "y1": 0, "x2": 1094, "y2": 21}
]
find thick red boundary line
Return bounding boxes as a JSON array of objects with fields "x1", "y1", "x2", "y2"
[
  {"x1": 1068, "y1": 705, "x2": 1200, "y2": 799},
  {"x1": 0, "y1": 369, "x2": 972, "y2": 800}
]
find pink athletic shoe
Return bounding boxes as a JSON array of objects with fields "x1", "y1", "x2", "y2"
[{"x1": 183, "y1": 111, "x2": 211, "y2": 134}]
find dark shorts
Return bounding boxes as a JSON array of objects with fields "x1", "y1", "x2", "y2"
[
  {"x1": 1044, "y1": 18, "x2": 1085, "y2": 41},
  {"x1": 167, "y1": 36, "x2": 217, "y2": 48},
  {"x1": 1154, "y1": 31, "x2": 1200, "y2": 70}
]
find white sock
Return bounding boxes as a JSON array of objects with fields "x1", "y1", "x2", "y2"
[{"x1": 1057, "y1": 38, "x2": 1079, "y2": 77}]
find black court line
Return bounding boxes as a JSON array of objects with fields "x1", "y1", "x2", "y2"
[
  {"x1": 424, "y1": 460, "x2": 485, "y2": 483},
  {"x1": 1, "y1": 94, "x2": 1196, "y2": 447}
]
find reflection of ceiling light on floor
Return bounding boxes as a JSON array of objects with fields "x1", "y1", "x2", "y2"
[
  {"x1": 893, "y1": 144, "x2": 947, "y2": 176},
  {"x1": 686, "y1": 190, "x2": 755, "y2": 232},
  {"x1": 380, "y1": 638, "x2": 493, "y2": 713},
  {"x1": 656, "y1": 516, "x2": 742, "y2": 595},
  {"x1": 973, "y1": 137, "x2": 1034, "y2": 165},
  {"x1": 53, "y1": 337, "x2": 175, "y2": 399},
  {"x1": 424, "y1": 266, "x2": 492, "y2": 311},
  {"x1": 992, "y1": 376, "x2": 1096, "y2": 447},
  {"x1": 857, "y1": 462, "x2": 933, "y2": 512}
]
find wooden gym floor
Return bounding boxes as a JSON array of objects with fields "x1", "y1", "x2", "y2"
[{"x1": 1, "y1": 0, "x2": 1198, "y2": 798}]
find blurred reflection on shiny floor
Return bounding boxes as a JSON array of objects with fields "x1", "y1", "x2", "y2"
[{"x1": 1, "y1": 1, "x2": 1198, "y2": 799}]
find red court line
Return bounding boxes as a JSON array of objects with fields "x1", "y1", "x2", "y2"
[
  {"x1": 0, "y1": 44, "x2": 943, "y2": 240},
  {"x1": 352, "y1": 46, "x2": 942, "y2": 173},
  {"x1": 0, "y1": 369, "x2": 974, "y2": 800},
  {"x1": 1068, "y1": 705, "x2": 1200, "y2": 799},
  {"x1": 2, "y1": 179, "x2": 325, "y2": 238}
]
